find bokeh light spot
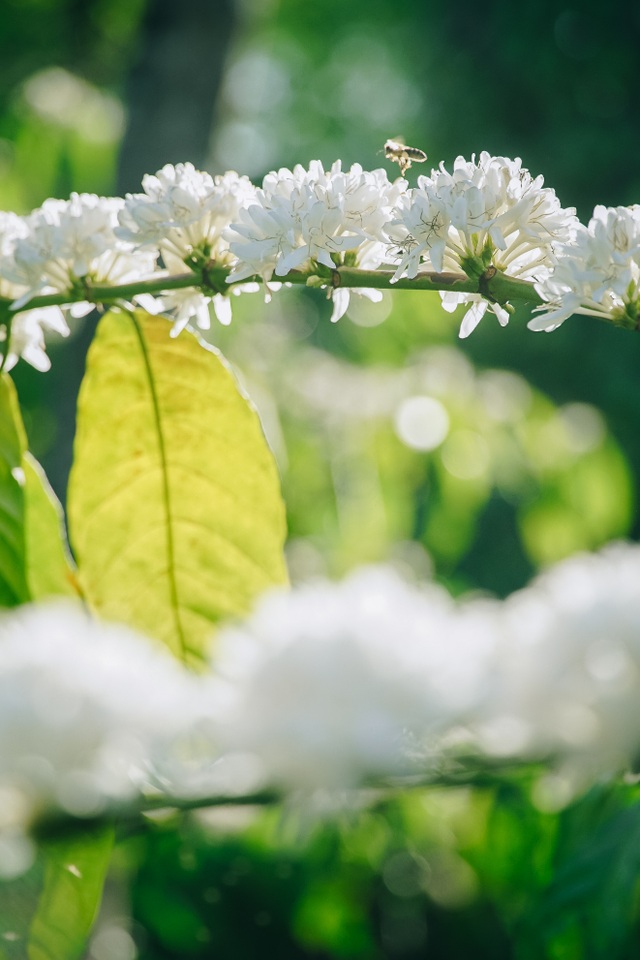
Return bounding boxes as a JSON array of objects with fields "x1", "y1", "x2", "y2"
[{"x1": 394, "y1": 396, "x2": 449, "y2": 451}]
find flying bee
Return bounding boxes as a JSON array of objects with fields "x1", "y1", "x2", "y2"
[{"x1": 383, "y1": 137, "x2": 428, "y2": 176}]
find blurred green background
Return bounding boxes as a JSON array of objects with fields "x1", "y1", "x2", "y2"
[{"x1": 3, "y1": 0, "x2": 640, "y2": 956}]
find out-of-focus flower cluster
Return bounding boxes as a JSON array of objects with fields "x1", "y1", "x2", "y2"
[
  {"x1": 0, "y1": 156, "x2": 638, "y2": 374},
  {"x1": 494, "y1": 544, "x2": 640, "y2": 780},
  {"x1": 210, "y1": 544, "x2": 640, "y2": 799},
  {"x1": 4, "y1": 542, "x2": 640, "y2": 870},
  {"x1": 0, "y1": 603, "x2": 204, "y2": 878},
  {"x1": 209, "y1": 567, "x2": 494, "y2": 791},
  {"x1": 0, "y1": 605, "x2": 200, "y2": 814}
]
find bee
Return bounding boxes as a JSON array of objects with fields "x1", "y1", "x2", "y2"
[{"x1": 383, "y1": 137, "x2": 428, "y2": 176}]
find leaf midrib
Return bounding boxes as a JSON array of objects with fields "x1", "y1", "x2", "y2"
[{"x1": 127, "y1": 311, "x2": 190, "y2": 666}]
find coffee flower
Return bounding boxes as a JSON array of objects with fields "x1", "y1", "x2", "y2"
[
  {"x1": 118, "y1": 164, "x2": 255, "y2": 262},
  {"x1": 209, "y1": 566, "x2": 495, "y2": 792},
  {"x1": 1, "y1": 308, "x2": 70, "y2": 373},
  {"x1": 482, "y1": 543, "x2": 640, "y2": 785},
  {"x1": 388, "y1": 153, "x2": 576, "y2": 337},
  {"x1": 0, "y1": 211, "x2": 70, "y2": 371},
  {"x1": 118, "y1": 164, "x2": 257, "y2": 333},
  {"x1": 227, "y1": 160, "x2": 405, "y2": 322},
  {"x1": 0, "y1": 602, "x2": 199, "y2": 827},
  {"x1": 0, "y1": 194, "x2": 156, "y2": 372},
  {"x1": 2, "y1": 194, "x2": 156, "y2": 316},
  {"x1": 531, "y1": 205, "x2": 640, "y2": 332}
]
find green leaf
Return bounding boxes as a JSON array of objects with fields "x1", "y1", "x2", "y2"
[
  {"x1": 0, "y1": 828, "x2": 113, "y2": 960},
  {"x1": 23, "y1": 453, "x2": 78, "y2": 601},
  {"x1": 27, "y1": 828, "x2": 113, "y2": 960},
  {"x1": 67, "y1": 309, "x2": 288, "y2": 665},
  {"x1": 0, "y1": 373, "x2": 29, "y2": 606},
  {"x1": 527, "y1": 799, "x2": 640, "y2": 957}
]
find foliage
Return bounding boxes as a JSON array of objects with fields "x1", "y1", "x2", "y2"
[
  {"x1": 1, "y1": 0, "x2": 640, "y2": 958},
  {"x1": 68, "y1": 308, "x2": 287, "y2": 663}
]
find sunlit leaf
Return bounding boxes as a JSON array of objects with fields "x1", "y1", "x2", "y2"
[
  {"x1": 68, "y1": 309, "x2": 288, "y2": 665},
  {"x1": 0, "y1": 828, "x2": 112, "y2": 960},
  {"x1": 27, "y1": 828, "x2": 113, "y2": 960},
  {"x1": 0, "y1": 373, "x2": 29, "y2": 606},
  {"x1": 23, "y1": 454, "x2": 78, "y2": 600}
]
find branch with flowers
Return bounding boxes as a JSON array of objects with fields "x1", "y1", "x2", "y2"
[
  {"x1": 2, "y1": 151, "x2": 640, "y2": 956},
  {"x1": 2, "y1": 152, "x2": 640, "y2": 375}
]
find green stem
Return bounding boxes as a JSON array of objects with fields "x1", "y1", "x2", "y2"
[
  {"x1": 0, "y1": 301, "x2": 13, "y2": 372},
  {"x1": 0, "y1": 264, "x2": 544, "y2": 316},
  {"x1": 32, "y1": 755, "x2": 546, "y2": 841}
]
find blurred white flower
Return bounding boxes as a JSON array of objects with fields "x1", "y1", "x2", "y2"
[
  {"x1": 5, "y1": 544, "x2": 640, "y2": 822},
  {"x1": 531, "y1": 205, "x2": 640, "y2": 332},
  {"x1": 208, "y1": 566, "x2": 496, "y2": 792},
  {"x1": 483, "y1": 543, "x2": 640, "y2": 785},
  {"x1": 0, "y1": 602, "x2": 200, "y2": 826},
  {"x1": 227, "y1": 160, "x2": 404, "y2": 321},
  {"x1": 388, "y1": 152, "x2": 576, "y2": 337}
]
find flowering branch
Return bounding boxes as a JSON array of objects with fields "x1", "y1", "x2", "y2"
[
  {"x1": 1, "y1": 153, "x2": 639, "y2": 373},
  {"x1": 33, "y1": 757, "x2": 538, "y2": 843}
]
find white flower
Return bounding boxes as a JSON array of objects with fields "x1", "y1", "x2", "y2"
[
  {"x1": 227, "y1": 161, "x2": 404, "y2": 322},
  {"x1": 1, "y1": 308, "x2": 70, "y2": 372},
  {"x1": 0, "y1": 602, "x2": 199, "y2": 825},
  {"x1": 531, "y1": 205, "x2": 640, "y2": 332},
  {"x1": 484, "y1": 543, "x2": 640, "y2": 784},
  {"x1": 0, "y1": 211, "x2": 71, "y2": 371},
  {"x1": 118, "y1": 165, "x2": 256, "y2": 333},
  {"x1": 386, "y1": 188, "x2": 449, "y2": 280},
  {"x1": 2, "y1": 194, "x2": 156, "y2": 312},
  {"x1": 388, "y1": 153, "x2": 576, "y2": 337},
  {"x1": 118, "y1": 164, "x2": 255, "y2": 264},
  {"x1": 145, "y1": 248, "x2": 260, "y2": 336},
  {"x1": 208, "y1": 567, "x2": 495, "y2": 792}
]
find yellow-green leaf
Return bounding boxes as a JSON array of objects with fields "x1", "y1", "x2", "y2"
[
  {"x1": 0, "y1": 828, "x2": 112, "y2": 960},
  {"x1": 0, "y1": 373, "x2": 29, "y2": 606},
  {"x1": 27, "y1": 828, "x2": 113, "y2": 960},
  {"x1": 67, "y1": 309, "x2": 288, "y2": 665},
  {"x1": 24, "y1": 454, "x2": 78, "y2": 600}
]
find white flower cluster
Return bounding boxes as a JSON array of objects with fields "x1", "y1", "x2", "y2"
[
  {"x1": 211, "y1": 544, "x2": 640, "y2": 796},
  {"x1": 117, "y1": 163, "x2": 257, "y2": 332},
  {"x1": 492, "y1": 543, "x2": 640, "y2": 781},
  {"x1": 0, "y1": 212, "x2": 69, "y2": 372},
  {"x1": 0, "y1": 155, "x2": 637, "y2": 372},
  {"x1": 226, "y1": 160, "x2": 405, "y2": 321},
  {"x1": 4, "y1": 542, "x2": 640, "y2": 849},
  {"x1": 209, "y1": 567, "x2": 495, "y2": 791},
  {"x1": 0, "y1": 603, "x2": 200, "y2": 832},
  {"x1": 532, "y1": 205, "x2": 640, "y2": 332},
  {"x1": 0, "y1": 195, "x2": 155, "y2": 371},
  {"x1": 387, "y1": 152, "x2": 577, "y2": 336}
]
